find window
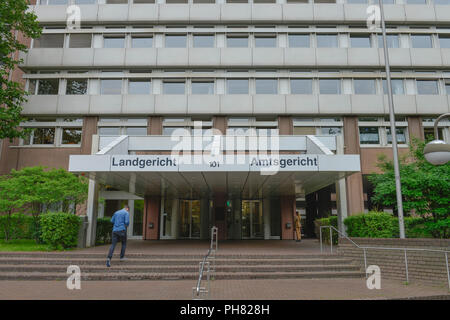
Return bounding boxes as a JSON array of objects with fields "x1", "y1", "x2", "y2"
[
  {"x1": 69, "y1": 34, "x2": 92, "y2": 48},
  {"x1": 386, "y1": 127, "x2": 407, "y2": 144},
  {"x1": 320, "y1": 127, "x2": 342, "y2": 135},
  {"x1": 75, "y1": 0, "x2": 97, "y2": 4},
  {"x1": 106, "y1": 0, "x2": 128, "y2": 3},
  {"x1": 319, "y1": 79, "x2": 341, "y2": 94},
  {"x1": 104, "y1": 37, "x2": 125, "y2": 48},
  {"x1": 378, "y1": 35, "x2": 399, "y2": 48},
  {"x1": 41, "y1": 0, "x2": 69, "y2": 4},
  {"x1": 411, "y1": 35, "x2": 433, "y2": 48},
  {"x1": 293, "y1": 118, "x2": 343, "y2": 136},
  {"x1": 33, "y1": 34, "x2": 64, "y2": 48},
  {"x1": 350, "y1": 35, "x2": 371, "y2": 48},
  {"x1": 66, "y1": 79, "x2": 88, "y2": 95},
  {"x1": 435, "y1": 0, "x2": 450, "y2": 4},
  {"x1": 255, "y1": 79, "x2": 278, "y2": 94},
  {"x1": 439, "y1": 36, "x2": 450, "y2": 49},
  {"x1": 227, "y1": 36, "x2": 248, "y2": 48},
  {"x1": 192, "y1": 81, "x2": 214, "y2": 94},
  {"x1": 98, "y1": 127, "x2": 121, "y2": 135},
  {"x1": 62, "y1": 128, "x2": 82, "y2": 145},
  {"x1": 163, "y1": 81, "x2": 185, "y2": 94},
  {"x1": 446, "y1": 82, "x2": 450, "y2": 94},
  {"x1": 354, "y1": 79, "x2": 376, "y2": 94},
  {"x1": 347, "y1": 0, "x2": 367, "y2": 3},
  {"x1": 316, "y1": 34, "x2": 338, "y2": 48},
  {"x1": 288, "y1": 34, "x2": 310, "y2": 48},
  {"x1": 290, "y1": 79, "x2": 313, "y2": 94},
  {"x1": 37, "y1": 79, "x2": 59, "y2": 95},
  {"x1": 128, "y1": 80, "x2": 151, "y2": 94},
  {"x1": 101, "y1": 80, "x2": 122, "y2": 95},
  {"x1": 193, "y1": 35, "x2": 214, "y2": 48},
  {"x1": 416, "y1": 80, "x2": 439, "y2": 95},
  {"x1": 165, "y1": 35, "x2": 187, "y2": 48},
  {"x1": 131, "y1": 37, "x2": 153, "y2": 48},
  {"x1": 406, "y1": 0, "x2": 426, "y2": 3},
  {"x1": 255, "y1": 36, "x2": 277, "y2": 48},
  {"x1": 133, "y1": 0, "x2": 155, "y2": 3},
  {"x1": 126, "y1": 127, "x2": 147, "y2": 135},
  {"x1": 382, "y1": 79, "x2": 404, "y2": 95},
  {"x1": 25, "y1": 128, "x2": 55, "y2": 145},
  {"x1": 227, "y1": 79, "x2": 249, "y2": 94},
  {"x1": 359, "y1": 127, "x2": 380, "y2": 144},
  {"x1": 98, "y1": 118, "x2": 147, "y2": 136}
]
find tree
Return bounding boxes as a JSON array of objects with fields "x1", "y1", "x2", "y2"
[
  {"x1": 368, "y1": 138, "x2": 450, "y2": 238},
  {"x1": 1, "y1": 0, "x2": 42, "y2": 140},
  {"x1": 0, "y1": 166, "x2": 89, "y2": 241}
]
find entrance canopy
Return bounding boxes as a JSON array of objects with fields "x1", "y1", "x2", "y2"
[{"x1": 69, "y1": 135, "x2": 360, "y2": 199}]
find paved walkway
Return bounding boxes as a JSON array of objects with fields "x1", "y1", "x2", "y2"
[{"x1": 0, "y1": 278, "x2": 448, "y2": 300}]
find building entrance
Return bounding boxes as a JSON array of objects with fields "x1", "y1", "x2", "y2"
[
  {"x1": 179, "y1": 200, "x2": 201, "y2": 239},
  {"x1": 241, "y1": 200, "x2": 264, "y2": 239}
]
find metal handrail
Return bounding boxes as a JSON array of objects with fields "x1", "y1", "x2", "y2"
[
  {"x1": 319, "y1": 225, "x2": 450, "y2": 291},
  {"x1": 193, "y1": 226, "x2": 218, "y2": 299}
]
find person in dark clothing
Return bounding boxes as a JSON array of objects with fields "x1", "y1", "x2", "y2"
[{"x1": 106, "y1": 205, "x2": 130, "y2": 267}]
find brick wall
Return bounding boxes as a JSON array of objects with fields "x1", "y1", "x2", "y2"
[{"x1": 337, "y1": 238, "x2": 450, "y2": 285}]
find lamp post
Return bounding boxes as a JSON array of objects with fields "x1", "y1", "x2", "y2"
[
  {"x1": 424, "y1": 113, "x2": 450, "y2": 165},
  {"x1": 378, "y1": 0, "x2": 406, "y2": 238}
]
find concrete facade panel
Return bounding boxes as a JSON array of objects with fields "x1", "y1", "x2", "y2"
[
  {"x1": 318, "y1": 95, "x2": 351, "y2": 114},
  {"x1": 154, "y1": 95, "x2": 188, "y2": 114},
  {"x1": 284, "y1": 48, "x2": 316, "y2": 66},
  {"x1": 343, "y1": 4, "x2": 369, "y2": 22},
  {"x1": 62, "y1": 48, "x2": 94, "y2": 67},
  {"x1": 89, "y1": 95, "x2": 123, "y2": 114},
  {"x1": 251, "y1": 4, "x2": 283, "y2": 21},
  {"x1": 285, "y1": 95, "x2": 319, "y2": 114},
  {"x1": 98, "y1": 4, "x2": 129, "y2": 22},
  {"x1": 125, "y1": 48, "x2": 157, "y2": 66},
  {"x1": 383, "y1": 95, "x2": 417, "y2": 115},
  {"x1": 220, "y1": 95, "x2": 253, "y2": 114},
  {"x1": 33, "y1": 5, "x2": 67, "y2": 23},
  {"x1": 313, "y1": 4, "x2": 344, "y2": 22},
  {"x1": 187, "y1": 95, "x2": 220, "y2": 114},
  {"x1": 122, "y1": 95, "x2": 155, "y2": 114},
  {"x1": 190, "y1": 5, "x2": 221, "y2": 21},
  {"x1": 347, "y1": 48, "x2": 380, "y2": 66},
  {"x1": 157, "y1": 48, "x2": 189, "y2": 66},
  {"x1": 382, "y1": 5, "x2": 406, "y2": 22},
  {"x1": 410, "y1": 49, "x2": 442, "y2": 67},
  {"x1": 27, "y1": 49, "x2": 63, "y2": 67},
  {"x1": 404, "y1": 5, "x2": 436, "y2": 21},
  {"x1": 128, "y1": 4, "x2": 159, "y2": 21},
  {"x1": 22, "y1": 96, "x2": 58, "y2": 115},
  {"x1": 351, "y1": 95, "x2": 384, "y2": 114},
  {"x1": 158, "y1": 4, "x2": 190, "y2": 21},
  {"x1": 252, "y1": 48, "x2": 284, "y2": 66},
  {"x1": 415, "y1": 95, "x2": 449, "y2": 114},
  {"x1": 220, "y1": 4, "x2": 252, "y2": 22},
  {"x1": 188, "y1": 48, "x2": 221, "y2": 66},
  {"x1": 282, "y1": 4, "x2": 314, "y2": 22},
  {"x1": 316, "y1": 48, "x2": 347, "y2": 66},
  {"x1": 220, "y1": 48, "x2": 252, "y2": 66},
  {"x1": 440, "y1": 49, "x2": 450, "y2": 66},
  {"x1": 93, "y1": 48, "x2": 126, "y2": 67},
  {"x1": 379, "y1": 48, "x2": 411, "y2": 67},
  {"x1": 253, "y1": 95, "x2": 286, "y2": 114},
  {"x1": 57, "y1": 95, "x2": 90, "y2": 115},
  {"x1": 435, "y1": 5, "x2": 450, "y2": 22}
]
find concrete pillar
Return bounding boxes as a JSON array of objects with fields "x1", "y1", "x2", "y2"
[
  {"x1": 81, "y1": 116, "x2": 98, "y2": 155},
  {"x1": 144, "y1": 197, "x2": 160, "y2": 240},
  {"x1": 343, "y1": 116, "x2": 364, "y2": 215},
  {"x1": 278, "y1": 116, "x2": 293, "y2": 135},
  {"x1": 148, "y1": 116, "x2": 163, "y2": 135},
  {"x1": 407, "y1": 116, "x2": 424, "y2": 141},
  {"x1": 280, "y1": 195, "x2": 295, "y2": 240}
]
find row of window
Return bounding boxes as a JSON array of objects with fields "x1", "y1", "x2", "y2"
[
  {"x1": 36, "y1": 0, "x2": 450, "y2": 6},
  {"x1": 19, "y1": 117, "x2": 450, "y2": 146},
  {"x1": 28, "y1": 78, "x2": 450, "y2": 95},
  {"x1": 33, "y1": 33, "x2": 450, "y2": 49}
]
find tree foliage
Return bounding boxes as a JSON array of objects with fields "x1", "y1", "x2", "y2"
[
  {"x1": 368, "y1": 139, "x2": 450, "y2": 238},
  {"x1": 1, "y1": 0, "x2": 42, "y2": 140}
]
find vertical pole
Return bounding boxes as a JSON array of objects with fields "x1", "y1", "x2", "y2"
[
  {"x1": 330, "y1": 227, "x2": 333, "y2": 253},
  {"x1": 363, "y1": 249, "x2": 367, "y2": 278},
  {"x1": 320, "y1": 227, "x2": 323, "y2": 253},
  {"x1": 404, "y1": 250, "x2": 409, "y2": 284},
  {"x1": 378, "y1": 0, "x2": 405, "y2": 239},
  {"x1": 445, "y1": 252, "x2": 449, "y2": 292}
]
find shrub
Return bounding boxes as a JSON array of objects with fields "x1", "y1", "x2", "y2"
[
  {"x1": 344, "y1": 212, "x2": 434, "y2": 238},
  {"x1": 0, "y1": 213, "x2": 35, "y2": 240},
  {"x1": 314, "y1": 216, "x2": 338, "y2": 245},
  {"x1": 40, "y1": 212, "x2": 81, "y2": 250},
  {"x1": 96, "y1": 217, "x2": 113, "y2": 245}
]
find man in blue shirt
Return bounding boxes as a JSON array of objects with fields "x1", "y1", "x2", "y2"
[{"x1": 106, "y1": 205, "x2": 130, "y2": 267}]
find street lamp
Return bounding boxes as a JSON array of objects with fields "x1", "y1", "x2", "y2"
[
  {"x1": 424, "y1": 113, "x2": 450, "y2": 165},
  {"x1": 378, "y1": 0, "x2": 406, "y2": 238}
]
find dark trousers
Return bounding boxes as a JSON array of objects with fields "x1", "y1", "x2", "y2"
[{"x1": 107, "y1": 230, "x2": 127, "y2": 259}]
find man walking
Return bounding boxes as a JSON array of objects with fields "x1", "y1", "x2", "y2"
[{"x1": 106, "y1": 204, "x2": 130, "y2": 267}]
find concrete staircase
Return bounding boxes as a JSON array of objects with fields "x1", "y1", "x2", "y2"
[{"x1": 0, "y1": 252, "x2": 364, "y2": 281}]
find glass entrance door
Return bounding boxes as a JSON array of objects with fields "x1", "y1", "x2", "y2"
[
  {"x1": 180, "y1": 200, "x2": 201, "y2": 239},
  {"x1": 241, "y1": 200, "x2": 264, "y2": 239}
]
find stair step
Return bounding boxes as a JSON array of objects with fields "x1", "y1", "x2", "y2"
[
  {"x1": 0, "y1": 264, "x2": 360, "y2": 273},
  {"x1": 0, "y1": 271, "x2": 365, "y2": 281}
]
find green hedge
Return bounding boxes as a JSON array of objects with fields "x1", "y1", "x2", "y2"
[
  {"x1": 314, "y1": 216, "x2": 338, "y2": 245},
  {"x1": 344, "y1": 211, "x2": 433, "y2": 238},
  {"x1": 40, "y1": 212, "x2": 81, "y2": 250},
  {"x1": 0, "y1": 213, "x2": 35, "y2": 240},
  {"x1": 96, "y1": 217, "x2": 113, "y2": 245}
]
